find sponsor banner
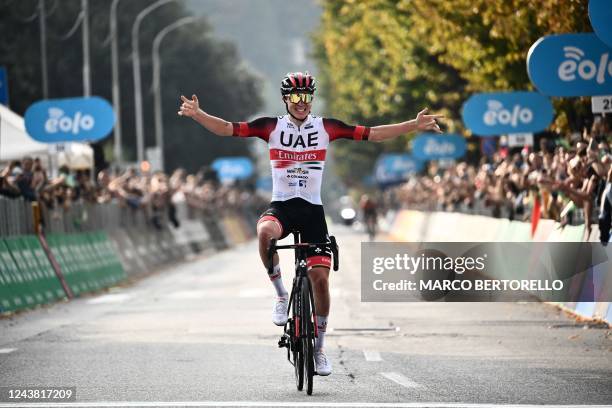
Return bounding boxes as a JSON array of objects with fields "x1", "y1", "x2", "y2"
[
  {"x1": 269, "y1": 148, "x2": 326, "y2": 162},
  {"x1": 527, "y1": 33, "x2": 612, "y2": 96},
  {"x1": 25, "y1": 97, "x2": 115, "y2": 143},
  {"x1": 462, "y1": 92, "x2": 553, "y2": 136},
  {"x1": 0, "y1": 66, "x2": 8, "y2": 106},
  {"x1": 211, "y1": 157, "x2": 254, "y2": 181},
  {"x1": 361, "y1": 242, "x2": 611, "y2": 302},
  {"x1": 412, "y1": 134, "x2": 466, "y2": 160},
  {"x1": 589, "y1": 0, "x2": 612, "y2": 48},
  {"x1": 374, "y1": 153, "x2": 424, "y2": 185}
]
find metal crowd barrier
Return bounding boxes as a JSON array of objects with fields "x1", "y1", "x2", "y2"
[{"x1": 0, "y1": 197, "x2": 35, "y2": 237}]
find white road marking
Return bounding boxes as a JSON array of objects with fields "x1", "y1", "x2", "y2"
[
  {"x1": 0, "y1": 402, "x2": 605, "y2": 407},
  {"x1": 363, "y1": 350, "x2": 382, "y2": 361},
  {"x1": 0, "y1": 348, "x2": 16, "y2": 354},
  {"x1": 381, "y1": 371, "x2": 425, "y2": 389},
  {"x1": 86, "y1": 294, "x2": 130, "y2": 304}
]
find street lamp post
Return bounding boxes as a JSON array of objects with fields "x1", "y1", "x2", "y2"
[
  {"x1": 151, "y1": 16, "x2": 200, "y2": 172},
  {"x1": 132, "y1": 0, "x2": 176, "y2": 164},
  {"x1": 82, "y1": 0, "x2": 91, "y2": 96},
  {"x1": 109, "y1": 0, "x2": 123, "y2": 163},
  {"x1": 38, "y1": 0, "x2": 49, "y2": 99}
]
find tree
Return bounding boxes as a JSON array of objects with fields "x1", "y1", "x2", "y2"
[
  {"x1": 0, "y1": 0, "x2": 263, "y2": 173},
  {"x1": 313, "y1": 0, "x2": 593, "y2": 185},
  {"x1": 313, "y1": 0, "x2": 466, "y2": 184}
]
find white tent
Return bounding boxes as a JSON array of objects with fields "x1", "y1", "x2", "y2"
[
  {"x1": 0, "y1": 104, "x2": 94, "y2": 170},
  {"x1": 0, "y1": 104, "x2": 48, "y2": 161}
]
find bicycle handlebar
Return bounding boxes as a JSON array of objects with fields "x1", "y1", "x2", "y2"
[{"x1": 266, "y1": 236, "x2": 339, "y2": 273}]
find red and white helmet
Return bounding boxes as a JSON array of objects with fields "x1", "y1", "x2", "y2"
[{"x1": 280, "y1": 71, "x2": 316, "y2": 95}]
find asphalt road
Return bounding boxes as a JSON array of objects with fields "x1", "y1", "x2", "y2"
[{"x1": 0, "y1": 225, "x2": 611, "y2": 407}]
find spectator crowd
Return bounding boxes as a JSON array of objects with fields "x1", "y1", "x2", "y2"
[
  {"x1": 0, "y1": 158, "x2": 268, "y2": 232},
  {"x1": 391, "y1": 116, "x2": 612, "y2": 242},
  {"x1": 3, "y1": 116, "x2": 612, "y2": 242}
]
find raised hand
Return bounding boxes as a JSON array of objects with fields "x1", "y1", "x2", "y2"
[
  {"x1": 415, "y1": 108, "x2": 443, "y2": 134},
  {"x1": 178, "y1": 94, "x2": 200, "y2": 118}
]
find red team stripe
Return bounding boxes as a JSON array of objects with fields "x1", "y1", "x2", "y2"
[
  {"x1": 270, "y1": 149, "x2": 326, "y2": 161},
  {"x1": 307, "y1": 256, "x2": 331, "y2": 269},
  {"x1": 355, "y1": 125, "x2": 366, "y2": 140},
  {"x1": 232, "y1": 122, "x2": 249, "y2": 137}
]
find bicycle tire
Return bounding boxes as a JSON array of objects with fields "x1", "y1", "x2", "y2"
[
  {"x1": 301, "y1": 277, "x2": 315, "y2": 395},
  {"x1": 293, "y1": 284, "x2": 304, "y2": 391}
]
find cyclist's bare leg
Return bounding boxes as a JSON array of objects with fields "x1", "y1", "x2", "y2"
[
  {"x1": 308, "y1": 266, "x2": 330, "y2": 315},
  {"x1": 258, "y1": 220, "x2": 288, "y2": 325},
  {"x1": 309, "y1": 265, "x2": 330, "y2": 353},
  {"x1": 257, "y1": 220, "x2": 282, "y2": 269}
]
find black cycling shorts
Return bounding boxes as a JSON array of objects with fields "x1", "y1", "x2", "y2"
[{"x1": 258, "y1": 198, "x2": 332, "y2": 269}]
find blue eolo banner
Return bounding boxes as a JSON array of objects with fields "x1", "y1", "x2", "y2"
[
  {"x1": 211, "y1": 157, "x2": 254, "y2": 181},
  {"x1": 24, "y1": 97, "x2": 115, "y2": 143},
  {"x1": 0, "y1": 66, "x2": 8, "y2": 106},
  {"x1": 462, "y1": 92, "x2": 553, "y2": 136},
  {"x1": 527, "y1": 33, "x2": 612, "y2": 97},
  {"x1": 589, "y1": 0, "x2": 612, "y2": 49},
  {"x1": 374, "y1": 154, "x2": 423, "y2": 184},
  {"x1": 412, "y1": 134, "x2": 466, "y2": 160}
]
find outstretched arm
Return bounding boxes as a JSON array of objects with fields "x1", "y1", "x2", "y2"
[
  {"x1": 178, "y1": 94, "x2": 233, "y2": 136},
  {"x1": 369, "y1": 108, "x2": 443, "y2": 142}
]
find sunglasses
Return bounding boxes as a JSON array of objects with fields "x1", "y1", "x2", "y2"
[{"x1": 287, "y1": 93, "x2": 313, "y2": 104}]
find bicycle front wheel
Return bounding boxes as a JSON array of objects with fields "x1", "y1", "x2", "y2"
[
  {"x1": 292, "y1": 287, "x2": 304, "y2": 391},
  {"x1": 301, "y1": 277, "x2": 315, "y2": 395}
]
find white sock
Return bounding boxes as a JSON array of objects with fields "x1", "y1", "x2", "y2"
[
  {"x1": 269, "y1": 264, "x2": 288, "y2": 298},
  {"x1": 315, "y1": 315, "x2": 327, "y2": 351}
]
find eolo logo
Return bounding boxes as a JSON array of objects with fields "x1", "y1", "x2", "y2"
[
  {"x1": 527, "y1": 33, "x2": 612, "y2": 97},
  {"x1": 559, "y1": 46, "x2": 611, "y2": 84},
  {"x1": 483, "y1": 100, "x2": 533, "y2": 128}
]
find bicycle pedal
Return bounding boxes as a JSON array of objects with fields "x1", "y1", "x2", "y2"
[{"x1": 278, "y1": 334, "x2": 289, "y2": 348}]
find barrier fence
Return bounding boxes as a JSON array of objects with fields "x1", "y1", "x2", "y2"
[
  {"x1": 387, "y1": 209, "x2": 611, "y2": 324},
  {"x1": 0, "y1": 197, "x2": 259, "y2": 313}
]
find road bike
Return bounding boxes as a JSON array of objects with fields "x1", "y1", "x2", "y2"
[{"x1": 267, "y1": 232, "x2": 339, "y2": 395}]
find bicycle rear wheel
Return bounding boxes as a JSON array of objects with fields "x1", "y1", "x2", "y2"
[
  {"x1": 292, "y1": 287, "x2": 304, "y2": 391},
  {"x1": 301, "y1": 277, "x2": 315, "y2": 395}
]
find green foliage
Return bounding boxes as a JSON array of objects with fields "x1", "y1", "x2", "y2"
[
  {"x1": 314, "y1": 0, "x2": 592, "y2": 184},
  {"x1": 0, "y1": 0, "x2": 263, "y2": 172},
  {"x1": 185, "y1": 0, "x2": 322, "y2": 115}
]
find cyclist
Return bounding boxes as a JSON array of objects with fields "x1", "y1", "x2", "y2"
[
  {"x1": 359, "y1": 194, "x2": 378, "y2": 240},
  {"x1": 178, "y1": 72, "x2": 442, "y2": 376}
]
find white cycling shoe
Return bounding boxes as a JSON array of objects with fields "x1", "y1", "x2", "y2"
[
  {"x1": 272, "y1": 297, "x2": 288, "y2": 326},
  {"x1": 314, "y1": 349, "x2": 332, "y2": 376}
]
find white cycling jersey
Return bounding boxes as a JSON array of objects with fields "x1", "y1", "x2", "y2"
[{"x1": 232, "y1": 114, "x2": 370, "y2": 205}]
